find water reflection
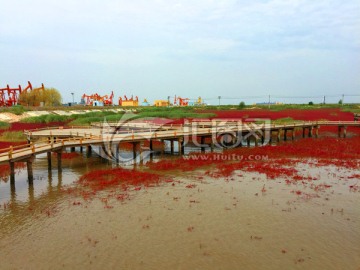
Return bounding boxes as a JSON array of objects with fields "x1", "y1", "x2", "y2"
[{"x1": 0, "y1": 139, "x2": 247, "y2": 207}]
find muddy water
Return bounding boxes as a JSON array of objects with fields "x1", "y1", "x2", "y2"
[{"x1": 0, "y1": 151, "x2": 359, "y2": 269}]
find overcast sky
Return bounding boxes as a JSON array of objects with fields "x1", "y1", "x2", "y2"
[{"x1": 0, "y1": 0, "x2": 359, "y2": 104}]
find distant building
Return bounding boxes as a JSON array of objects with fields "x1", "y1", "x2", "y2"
[
  {"x1": 154, "y1": 100, "x2": 169, "y2": 107},
  {"x1": 121, "y1": 100, "x2": 139, "y2": 107},
  {"x1": 141, "y1": 99, "x2": 150, "y2": 106},
  {"x1": 93, "y1": 101, "x2": 104, "y2": 106}
]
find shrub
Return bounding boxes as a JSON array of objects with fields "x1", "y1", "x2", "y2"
[{"x1": 238, "y1": 101, "x2": 246, "y2": 109}]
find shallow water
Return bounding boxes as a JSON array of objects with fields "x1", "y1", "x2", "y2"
[{"x1": 0, "y1": 149, "x2": 359, "y2": 270}]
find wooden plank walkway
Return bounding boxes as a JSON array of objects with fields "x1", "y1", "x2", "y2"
[{"x1": 1, "y1": 120, "x2": 359, "y2": 181}]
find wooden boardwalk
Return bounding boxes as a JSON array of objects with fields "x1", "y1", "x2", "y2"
[{"x1": 1, "y1": 120, "x2": 359, "y2": 182}]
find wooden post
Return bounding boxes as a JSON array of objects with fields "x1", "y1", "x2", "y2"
[
  {"x1": 115, "y1": 144, "x2": 120, "y2": 162},
  {"x1": 71, "y1": 147, "x2": 75, "y2": 152},
  {"x1": 283, "y1": 129, "x2": 287, "y2": 141},
  {"x1": 210, "y1": 136, "x2": 214, "y2": 152},
  {"x1": 57, "y1": 151, "x2": 62, "y2": 172},
  {"x1": 149, "y1": 140, "x2": 153, "y2": 151},
  {"x1": 181, "y1": 137, "x2": 185, "y2": 154},
  {"x1": 315, "y1": 127, "x2": 319, "y2": 138},
  {"x1": 10, "y1": 175, "x2": 16, "y2": 202},
  {"x1": 27, "y1": 159, "x2": 34, "y2": 183},
  {"x1": 302, "y1": 128, "x2": 305, "y2": 138},
  {"x1": 47, "y1": 152, "x2": 52, "y2": 170},
  {"x1": 9, "y1": 162, "x2": 15, "y2": 183},
  {"x1": 247, "y1": 137, "x2": 251, "y2": 147},
  {"x1": 80, "y1": 146, "x2": 83, "y2": 153},
  {"x1": 309, "y1": 127, "x2": 313, "y2": 138},
  {"x1": 254, "y1": 136, "x2": 258, "y2": 147},
  {"x1": 139, "y1": 142, "x2": 144, "y2": 165},
  {"x1": 86, "y1": 145, "x2": 92, "y2": 157},
  {"x1": 161, "y1": 140, "x2": 165, "y2": 155},
  {"x1": 132, "y1": 142, "x2": 137, "y2": 160},
  {"x1": 200, "y1": 136, "x2": 205, "y2": 153},
  {"x1": 170, "y1": 140, "x2": 174, "y2": 154},
  {"x1": 343, "y1": 126, "x2": 347, "y2": 138},
  {"x1": 28, "y1": 181, "x2": 34, "y2": 203},
  {"x1": 292, "y1": 129, "x2": 295, "y2": 140},
  {"x1": 277, "y1": 130, "x2": 281, "y2": 142},
  {"x1": 178, "y1": 138, "x2": 183, "y2": 154}
]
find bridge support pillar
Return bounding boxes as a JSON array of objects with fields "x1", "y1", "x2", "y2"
[
  {"x1": 170, "y1": 140, "x2": 174, "y2": 154},
  {"x1": 200, "y1": 136, "x2": 206, "y2": 153},
  {"x1": 283, "y1": 130, "x2": 288, "y2": 141},
  {"x1": 149, "y1": 140, "x2": 153, "y2": 151},
  {"x1": 254, "y1": 136, "x2": 259, "y2": 147},
  {"x1": 338, "y1": 126, "x2": 347, "y2": 138},
  {"x1": 80, "y1": 146, "x2": 83, "y2": 153},
  {"x1": 86, "y1": 145, "x2": 92, "y2": 157},
  {"x1": 132, "y1": 142, "x2": 137, "y2": 160},
  {"x1": 302, "y1": 128, "x2": 306, "y2": 138},
  {"x1": 277, "y1": 130, "x2": 281, "y2": 142},
  {"x1": 71, "y1": 147, "x2": 75, "y2": 152},
  {"x1": 9, "y1": 162, "x2": 15, "y2": 183},
  {"x1": 210, "y1": 138, "x2": 215, "y2": 152},
  {"x1": 181, "y1": 138, "x2": 185, "y2": 154},
  {"x1": 261, "y1": 134, "x2": 265, "y2": 145},
  {"x1": 139, "y1": 150, "x2": 144, "y2": 165},
  {"x1": 343, "y1": 126, "x2": 347, "y2": 138},
  {"x1": 315, "y1": 126, "x2": 319, "y2": 138},
  {"x1": 47, "y1": 152, "x2": 52, "y2": 170},
  {"x1": 269, "y1": 131, "x2": 273, "y2": 143},
  {"x1": 291, "y1": 129, "x2": 295, "y2": 140},
  {"x1": 160, "y1": 140, "x2": 165, "y2": 155},
  {"x1": 10, "y1": 175, "x2": 15, "y2": 201},
  {"x1": 178, "y1": 138, "x2": 184, "y2": 155},
  {"x1": 27, "y1": 158, "x2": 34, "y2": 183},
  {"x1": 57, "y1": 151, "x2": 62, "y2": 172},
  {"x1": 308, "y1": 127, "x2": 313, "y2": 138}
]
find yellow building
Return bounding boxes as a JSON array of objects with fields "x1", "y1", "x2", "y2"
[
  {"x1": 154, "y1": 100, "x2": 169, "y2": 107},
  {"x1": 122, "y1": 100, "x2": 139, "y2": 107}
]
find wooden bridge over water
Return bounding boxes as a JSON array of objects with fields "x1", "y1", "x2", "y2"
[{"x1": 1, "y1": 120, "x2": 359, "y2": 182}]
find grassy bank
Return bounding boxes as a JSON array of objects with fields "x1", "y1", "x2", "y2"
[
  {"x1": 0, "y1": 122, "x2": 10, "y2": 130},
  {"x1": 0, "y1": 131, "x2": 26, "y2": 142},
  {"x1": 19, "y1": 108, "x2": 216, "y2": 126}
]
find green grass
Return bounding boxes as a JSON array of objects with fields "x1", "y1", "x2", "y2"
[
  {"x1": 0, "y1": 105, "x2": 27, "y2": 115},
  {"x1": 0, "y1": 121, "x2": 10, "y2": 130},
  {"x1": 136, "y1": 106, "x2": 216, "y2": 119},
  {"x1": 21, "y1": 110, "x2": 123, "y2": 125},
  {"x1": 272, "y1": 117, "x2": 303, "y2": 124},
  {"x1": 0, "y1": 131, "x2": 26, "y2": 142},
  {"x1": 21, "y1": 114, "x2": 71, "y2": 123},
  {"x1": 68, "y1": 111, "x2": 123, "y2": 126}
]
